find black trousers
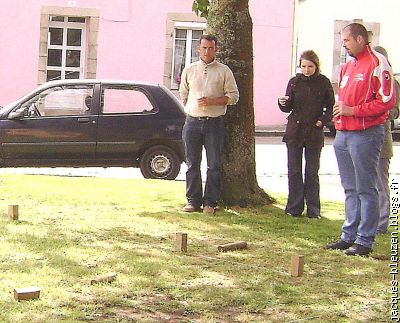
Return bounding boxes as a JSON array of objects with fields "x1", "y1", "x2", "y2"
[{"x1": 285, "y1": 144, "x2": 322, "y2": 216}]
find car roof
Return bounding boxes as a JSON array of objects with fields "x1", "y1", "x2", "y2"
[{"x1": 42, "y1": 79, "x2": 162, "y2": 88}]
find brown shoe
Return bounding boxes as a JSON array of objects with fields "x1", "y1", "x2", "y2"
[
  {"x1": 182, "y1": 204, "x2": 199, "y2": 212},
  {"x1": 203, "y1": 205, "x2": 215, "y2": 214}
]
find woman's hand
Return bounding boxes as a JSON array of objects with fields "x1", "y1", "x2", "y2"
[{"x1": 278, "y1": 96, "x2": 289, "y2": 106}]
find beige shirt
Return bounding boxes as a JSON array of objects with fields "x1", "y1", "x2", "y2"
[{"x1": 179, "y1": 59, "x2": 239, "y2": 117}]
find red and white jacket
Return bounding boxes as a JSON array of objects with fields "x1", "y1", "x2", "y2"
[{"x1": 335, "y1": 44, "x2": 396, "y2": 131}]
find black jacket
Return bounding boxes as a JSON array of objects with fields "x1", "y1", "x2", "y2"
[{"x1": 278, "y1": 73, "x2": 334, "y2": 148}]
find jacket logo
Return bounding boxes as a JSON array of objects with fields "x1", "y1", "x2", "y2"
[
  {"x1": 382, "y1": 70, "x2": 392, "y2": 97},
  {"x1": 340, "y1": 75, "x2": 349, "y2": 88},
  {"x1": 354, "y1": 73, "x2": 364, "y2": 81}
]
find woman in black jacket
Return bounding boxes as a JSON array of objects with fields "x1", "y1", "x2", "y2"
[{"x1": 278, "y1": 50, "x2": 334, "y2": 218}]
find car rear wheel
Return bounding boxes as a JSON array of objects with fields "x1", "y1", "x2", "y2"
[{"x1": 139, "y1": 145, "x2": 181, "y2": 180}]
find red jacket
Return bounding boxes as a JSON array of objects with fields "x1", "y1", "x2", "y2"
[{"x1": 335, "y1": 44, "x2": 396, "y2": 131}]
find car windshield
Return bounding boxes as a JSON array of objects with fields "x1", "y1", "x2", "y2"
[
  {"x1": 0, "y1": 102, "x2": 17, "y2": 114},
  {"x1": 1, "y1": 83, "x2": 53, "y2": 113}
]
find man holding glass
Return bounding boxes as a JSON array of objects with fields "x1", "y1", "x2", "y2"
[
  {"x1": 325, "y1": 23, "x2": 396, "y2": 256},
  {"x1": 179, "y1": 34, "x2": 239, "y2": 215}
]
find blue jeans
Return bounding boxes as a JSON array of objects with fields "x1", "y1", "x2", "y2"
[
  {"x1": 182, "y1": 116, "x2": 225, "y2": 208},
  {"x1": 333, "y1": 125, "x2": 385, "y2": 248}
]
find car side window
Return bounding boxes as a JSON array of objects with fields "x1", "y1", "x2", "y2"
[
  {"x1": 19, "y1": 85, "x2": 94, "y2": 118},
  {"x1": 102, "y1": 86, "x2": 155, "y2": 114}
]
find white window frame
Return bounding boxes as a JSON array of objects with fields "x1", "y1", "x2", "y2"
[
  {"x1": 47, "y1": 17, "x2": 86, "y2": 81},
  {"x1": 171, "y1": 22, "x2": 206, "y2": 90}
]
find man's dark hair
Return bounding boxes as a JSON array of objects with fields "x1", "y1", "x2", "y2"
[
  {"x1": 344, "y1": 23, "x2": 369, "y2": 43},
  {"x1": 200, "y1": 34, "x2": 218, "y2": 46}
]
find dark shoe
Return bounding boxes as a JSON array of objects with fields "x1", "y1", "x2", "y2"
[
  {"x1": 306, "y1": 214, "x2": 321, "y2": 219},
  {"x1": 344, "y1": 243, "x2": 372, "y2": 256},
  {"x1": 324, "y1": 239, "x2": 354, "y2": 250},
  {"x1": 182, "y1": 204, "x2": 200, "y2": 212},
  {"x1": 203, "y1": 205, "x2": 215, "y2": 215}
]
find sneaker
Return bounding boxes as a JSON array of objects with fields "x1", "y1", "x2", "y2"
[
  {"x1": 324, "y1": 239, "x2": 354, "y2": 250},
  {"x1": 182, "y1": 204, "x2": 200, "y2": 213},
  {"x1": 203, "y1": 205, "x2": 215, "y2": 214},
  {"x1": 306, "y1": 214, "x2": 321, "y2": 220},
  {"x1": 344, "y1": 243, "x2": 372, "y2": 256}
]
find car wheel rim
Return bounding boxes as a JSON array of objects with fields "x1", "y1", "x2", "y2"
[{"x1": 150, "y1": 154, "x2": 171, "y2": 175}]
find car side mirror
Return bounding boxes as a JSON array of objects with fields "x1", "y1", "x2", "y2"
[{"x1": 8, "y1": 107, "x2": 27, "y2": 120}]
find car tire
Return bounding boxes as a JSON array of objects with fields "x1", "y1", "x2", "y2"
[{"x1": 139, "y1": 145, "x2": 181, "y2": 180}]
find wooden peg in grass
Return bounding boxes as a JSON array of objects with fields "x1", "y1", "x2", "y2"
[
  {"x1": 290, "y1": 254, "x2": 304, "y2": 277},
  {"x1": 175, "y1": 232, "x2": 187, "y2": 252},
  {"x1": 8, "y1": 205, "x2": 19, "y2": 221}
]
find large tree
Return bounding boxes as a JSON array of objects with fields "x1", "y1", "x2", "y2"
[{"x1": 193, "y1": 0, "x2": 273, "y2": 207}]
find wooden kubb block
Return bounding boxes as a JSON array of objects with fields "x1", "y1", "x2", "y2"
[
  {"x1": 217, "y1": 241, "x2": 248, "y2": 252},
  {"x1": 14, "y1": 287, "x2": 40, "y2": 301},
  {"x1": 8, "y1": 205, "x2": 19, "y2": 220},
  {"x1": 175, "y1": 233, "x2": 187, "y2": 252},
  {"x1": 290, "y1": 254, "x2": 304, "y2": 277},
  {"x1": 90, "y1": 272, "x2": 117, "y2": 285}
]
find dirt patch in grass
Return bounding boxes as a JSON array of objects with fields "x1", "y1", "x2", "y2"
[
  {"x1": 95, "y1": 293, "x2": 199, "y2": 322},
  {"x1": 102, "y1": 308, "x2": 195, "y2": 322}
]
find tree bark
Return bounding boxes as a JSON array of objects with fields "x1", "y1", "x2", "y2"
[{"x1": 207, "y1": 0, "x2": 273, "y2": 207}]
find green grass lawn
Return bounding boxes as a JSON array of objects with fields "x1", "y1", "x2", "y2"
[{"x1": 0, "y1": 174, "x2": 393, "y2": 322}]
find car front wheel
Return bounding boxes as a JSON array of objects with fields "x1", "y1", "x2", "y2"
[{"x1": 139, "y1": 145, "x2": 181, "y2": 180}]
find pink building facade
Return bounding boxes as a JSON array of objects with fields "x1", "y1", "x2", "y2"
[{"x1": 0, "y1": 0, "x2": 293, "y2": 126}]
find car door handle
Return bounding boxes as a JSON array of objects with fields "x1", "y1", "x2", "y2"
[{"x1": 77, "y1": 117, "x2": 90, "y2": 123}]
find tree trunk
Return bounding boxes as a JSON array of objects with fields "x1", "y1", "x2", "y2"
[{"x1": 207, "y1": 0, "x2": 273, "y2": 207}]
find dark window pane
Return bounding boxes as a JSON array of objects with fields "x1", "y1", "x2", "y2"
[
  {"x1": 68, "y1": 17, "x2": 85, "y2": 23},
  {"x1": 66, "y1": 50, "x2": 81, "y2": 67},
  {"x1": 175, "y1": 29, "x2": 187, "y2": 39},
  {"x1": 47, "y1": 49, "x2": 62, "y2": 66},
  {"x1": 46, "y1": 70, "x2": 61, "y2": 81},
  {"x1": 50, "y1": 16, "x2": 64, "y2": 22},
  {"x1": 65, "y1": 71, "x2": 80, "y2": 79},
  {"x1": 49, "y1": 28, "x2": 63, "y2": 46},
  {"x1": 67, "y1": 29, "x2": 82, "y2": 46},
  {"x1": 192, "y1": 30, "x2": 203, "y2": 40}
]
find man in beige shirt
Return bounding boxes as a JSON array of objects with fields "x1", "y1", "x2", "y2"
[{"x1": 179, "y1": 34, "x2": 239, "y2": 214}]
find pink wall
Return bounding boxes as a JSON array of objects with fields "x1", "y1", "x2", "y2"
[
  {"x1": 251, "y1": 0, "x2": 294, "y2": 126},
  {"x1": 95, "y1": 0, "x2": 193, "y2": 82},
  {"x1": 0, "y1": 0, "x2": 293, "y2": 126},
  {"x1": 0, "y1": 1, "x2": 42, "y2": 104}
]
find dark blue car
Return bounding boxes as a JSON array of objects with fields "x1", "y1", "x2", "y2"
[{"x1": 0, "y1": 80, "x2": 186, "y2": 180}]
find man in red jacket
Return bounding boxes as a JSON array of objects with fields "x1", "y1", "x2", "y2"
[{"x1": 325, "y1": 23, "x2": 396, "y2": 256}]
